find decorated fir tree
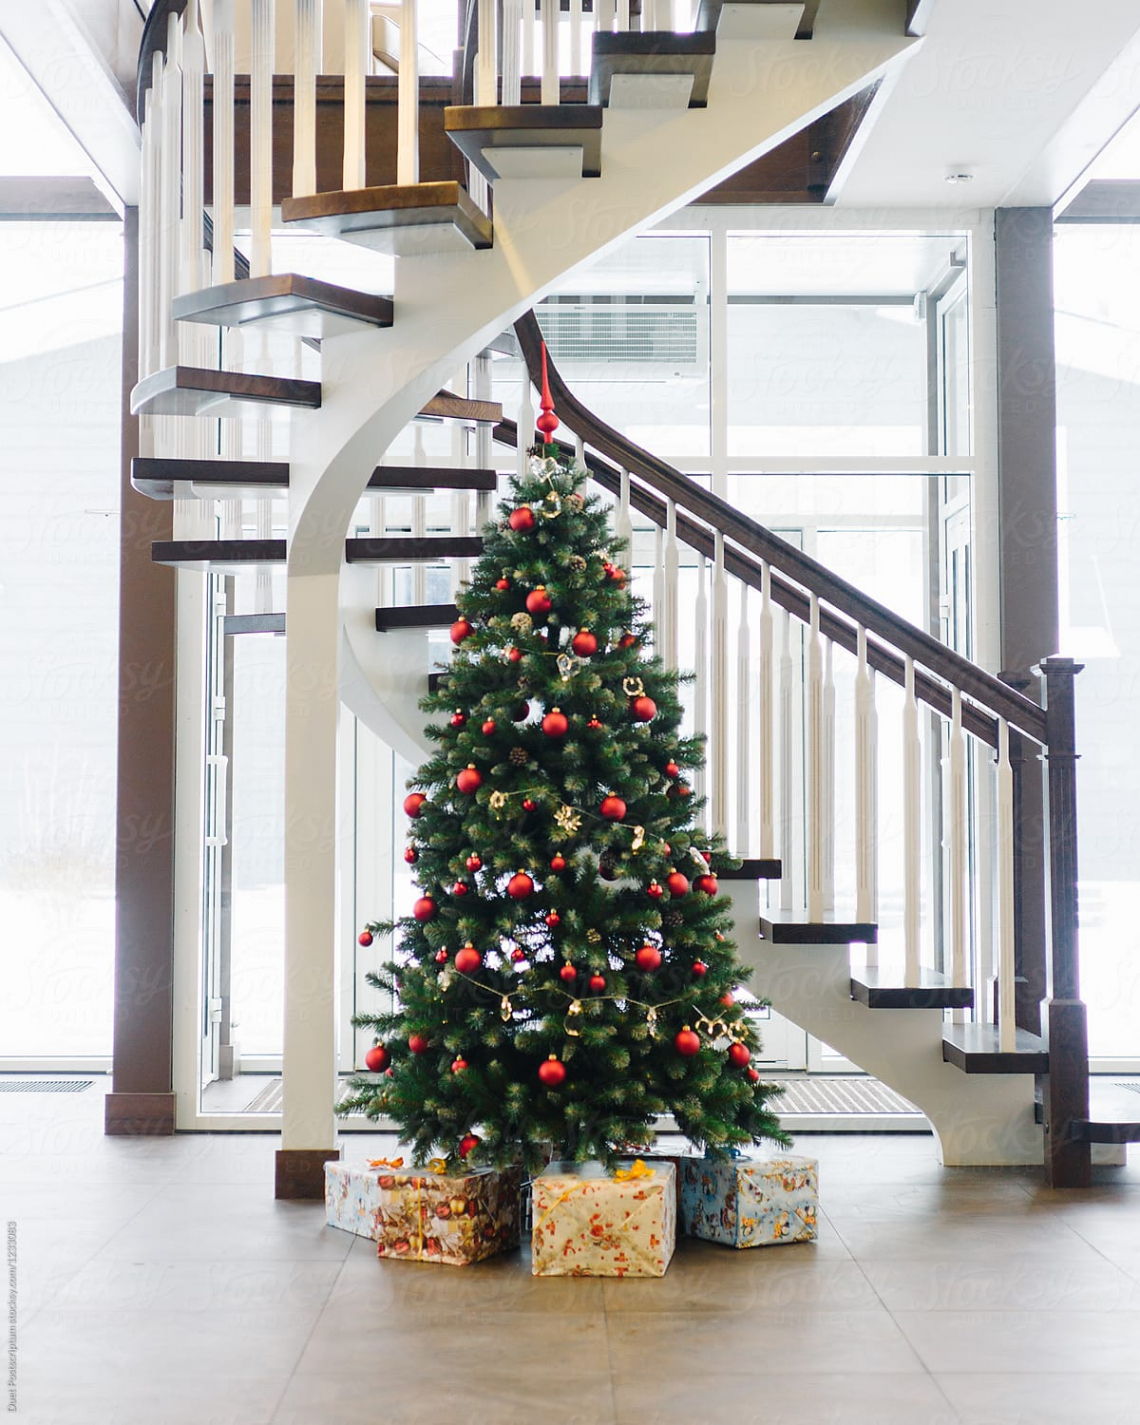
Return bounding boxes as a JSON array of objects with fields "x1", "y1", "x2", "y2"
[{"x1": 346, "y1": 375, "x2": 788, "y2": 1171}]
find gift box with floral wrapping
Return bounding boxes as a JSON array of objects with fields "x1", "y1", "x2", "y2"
[
  {"x1": 531, "y1": 1159, "x2": 676, "y2": 1277},
  {"x1": 680, "y1": 1154, "x2": 818, "y2": 1248}
]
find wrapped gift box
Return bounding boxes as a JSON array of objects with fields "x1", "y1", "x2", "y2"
[
  {"x1": 531, "y1": 1160, "x2": 676, "y2": 1278},
  {"x1": 324, "y1": 1160, "x2": 522, "y2": 1266},
  {"x1": 680, "y1": 1154, "x2": 818, "y2": 1248}
]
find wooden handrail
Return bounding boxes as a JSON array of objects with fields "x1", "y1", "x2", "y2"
[{"x1": 513, "y1": 310, "x2": 1048, "y2": 747}]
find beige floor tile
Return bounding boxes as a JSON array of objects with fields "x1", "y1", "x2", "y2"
[
  {"x1": 612, "y1": 1372, "x2": 960, "y2": 1425},
  {"x1": 861, "y1": 1255, "x2": 1140, "y2": 1311},
  {"x1": 273, "y1": 1369, "x2": 617, "y2": 1425},
  {"x1": 50, "y1": 1257, "x2": 344, "y2": 1313},
  {"x1": 828, "y1": 1213, "x2": 1099, "y2": 1262},
  {"x1": 606, "y1": 1309, "x2": 926, "y2": 1377},
  {"x1": 937, "y1": 1371, "x2": 1140, "y2": 1425},
  {"x1": 9, "y1": 1372, "x2": 287, "y2": 1425},
  {"x1": 893, "y1": 1308, "x2": 1140, "y2": 1375}
]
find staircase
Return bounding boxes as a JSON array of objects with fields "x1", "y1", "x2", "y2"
[{"x1": 127, "y1": 0, "x2": 1130, "y2": 1194}]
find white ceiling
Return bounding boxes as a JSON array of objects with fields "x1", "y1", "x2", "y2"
[{"x1": 835, "y1": 0, "x2": 1140, "y2": 209}]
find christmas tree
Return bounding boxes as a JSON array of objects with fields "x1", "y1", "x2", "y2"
[{"x1": 346, "y1": 371, "x2": 788, "y2": 1170}]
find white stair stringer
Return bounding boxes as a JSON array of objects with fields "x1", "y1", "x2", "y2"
[
  {"x1": 339, "y1": 565, "x2": 434, "y2": 765},
  {"x1": 726, "y1": 893, "x2": 1044, "y2": 1168}
]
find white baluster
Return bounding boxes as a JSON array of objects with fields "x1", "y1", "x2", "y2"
[
  {"x1": 541, "y1": 0, "x2": 559, "y2": 104},
  {"x1": 596, "y1": 0, "x2": 615, "y2": 32},
  {"x1": 139, "y1": 61, "x2": 161, "y2": 375},
  {"x1": 711, "y1": 532, "x2": 728, "y2": 839},
  {"x1": 474, "y1": 353, "x2": 494, "y2": 530},
  {"x1": 778, "y1": 605, "x2": 794, "y2": 912},
  {"x1": 517, "y1": 372, "x2": 534, "y2": 478},
  {"x1": 569, "y1": 0, "x2": 583, "y2": 74},
  {"x1": 502, "y1": 0, "x2": 522, "y2": 104},
  {"x1": 854, "y1": 626, "x2": 879, "y2": 960},
  {"x1": 212, "y1": 0, "x2": 236, "y2": 285},
  {"x1": 806, "y1": 595, "x2": 824, "y2": 922},
  {"x1": 735, "y1": 583, "x2": 751, "y2": 856},
  {"x1": 452, "y1": 410, "x2": 470, "y2": 591},
  {"x1": 652, "y1": 525, "x2": 664, "y2": 645},
  {"x1": 412, "y1": 425, "x2": 427, "y2": 607},
  {"x1": 822, "y1": 637, "x2": 836, "y2": 914},
  {"x1": 250, "y1": 0, "x2": 275, "y2": 277},
  {"x1": 618, "y1": 0, "x2": 631, "y2": 31},
  {"x1": 293, "y1": 0, "x2": 321, "y2": 198},
  {"x1": 522, "y1": 0, "x2": 536, "y2": 78},
  {"x1": 477, "y1": 0, "x2": 498, "y2": 106},
  {"x1": 158, "y1": 18, "x2": 181, "y2": 368},
  {"x1": 903, "y1": 655, "x2": 921, "y2": 986},
  {"x1": 948, "y1": 688, "x2": 968, "y2": 1015},
  {"x1": 656, "y1": 0, "x2": 674, "y2": 28},
  {"x1": 996, "y1": 718, "x2": 1016, "y2": 1052},
  {"x1": 616, "y1": 468, "x2": 632, "y2": 554},
  {"x1": 662, "y1": 499, "x2": 678, "y2": 670},
  {"x1": 758, "y1": 562, "x2": 774, "y2": 860},
  {"x1": 343, "y1": 0, "x2": 369, "y2": 189},
  {"x1": 574, "y1": 432, "x2": 585, "y2": 468},
  {"x1": 694, "y1": 557, "x2": 708, "y2": 816},
  {"x1": 181, "y1": 1, "x2": 208, "y2": 294}
]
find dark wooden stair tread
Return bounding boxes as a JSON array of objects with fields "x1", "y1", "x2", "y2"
[
  {"x1": 590, "y1": 31, "x2": 717, "y2": 108},
  {"x1": 172, "y1": 274, "x2": 394, "y2": 338},
  {"x1": 132, "y1": 458, "x2": 497, "y2": 500},
  {"x1": 1071, "y1": 1084, "x2": 1140, "y2": 1144},
  {"x1": 941, "y1": 1022, "x2": 1049, "y2": 1075},
  {"x1": 281, "y1": 181, "x2": 493, "y2": 256},
  {"x1": 345, "y1": 537, "x2": 484, "y2": 563},
  {"x1": 851, "y1": 965, "x2": 974, "y2": 1011},
  {"x1": 418, "y1": 392, "x2": 502, "y2": 425},
  {"x1": 130, "y1": 366, "x2": 321, "y2": 418},
  {"x1": 444, "y1": 105, "x2": 603, "y2": 181},
  {"x1": 717, "y1": 858, "x2": 782, "y2": 881},
  {"x1": 152, "y1": 539, "x2": 286, "y2": 571},
  {"x1": 759, "y1": 910, "x2": 878, "y2": 945},
  {"x1": 375, "y1": 604, "x2": 460, "y2": 632},
  {"x1": 695, "y1": 0, "x2": 817, "y2": 37}
]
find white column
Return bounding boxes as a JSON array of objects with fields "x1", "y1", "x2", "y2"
[
  {"x1": 250, "y1": 0, "x2": 275, "y2": 277},
  {"x1": 903, "y1": 654, "x2": 921, "y2": 985},
  {"x1": 212, "y1": 0, "x2": 236, "y2": 286},
  {"x1": 996, "y1": 717, "x2": 1016, "y2": 1051},
  {"x1": 281, "y1": 571, "x2": 340, "y2": 1155},
  {"x1": 806, "y1": 594, "x2": 824, "y2": 922},
  {"x1": 854, "y1": 626, "x2": 879, "y2": 955},
  {"x1": 711, "y1": 532, "x2": 728, "y2": 838},
  {"x1": 293, "y1": 0, "x2": 321, "y2": 197},
  {"x1": 343, "y1": 0, "x2": 368, "y2": 189}
]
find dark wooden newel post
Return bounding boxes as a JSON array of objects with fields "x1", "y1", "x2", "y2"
[{"x1": 1038, "y1": 656, "x2": 1091, "y2": 1188}]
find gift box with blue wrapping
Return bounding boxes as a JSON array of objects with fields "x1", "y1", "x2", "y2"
[{"x1": 680, "y1": 1154, "x2": 818, "y2": 1248}]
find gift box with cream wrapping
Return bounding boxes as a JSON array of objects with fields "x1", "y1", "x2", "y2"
[
  {"x1": 680, "y1": 1154, "x2": 818, "y2": 1248},
  {"x1": 324, "y1": 1159, "x2": 522, "y2": 1265},
  {"x1": 531, "y1": 1159, "x2": 676, "y2": 1277}
]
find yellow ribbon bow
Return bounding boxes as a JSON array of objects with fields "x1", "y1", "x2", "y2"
[
  {"x1": 368, "y1": 1156, "x2": 405, "y2": 1169},
  {"x1": 613, "y1": 1159, "x2": 655, "y2": 1181},
  {"x1": 428, "y1": 1157, "x2": 450, "y2": 1175}
]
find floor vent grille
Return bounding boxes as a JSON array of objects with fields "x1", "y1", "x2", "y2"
[{"x1": 0, "y1": 1079, "x2": 93, "y2": 1093}]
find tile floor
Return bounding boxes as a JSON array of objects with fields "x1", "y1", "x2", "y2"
[{"x1": 4, "y1": 1081, "x2": 1140, "y2": 1425}]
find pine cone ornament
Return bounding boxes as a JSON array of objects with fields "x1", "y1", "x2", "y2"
[{"x1": 509, "y1": 747, "x2": 529, "y2": 767}]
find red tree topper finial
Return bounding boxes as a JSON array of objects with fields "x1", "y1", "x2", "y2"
[{"x1": 536, "y1": 340, "x2": 559, "y2": 444}]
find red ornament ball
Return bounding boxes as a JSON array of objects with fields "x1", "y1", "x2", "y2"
[
  {"x1": 600, "y1": 794, "x2": 627, "y2": 822},
  {"x1": 522, "y1": 798, "x2": 537, "y2": 812},
  {"x1": 408, "y1": 1034, "x2": 430, "y2": 1055},
  {"x1": 434, "y1": 948, "x2": 449, "y2": 964},
  {"x1": 451, "y1": 881, "x2": 468, "y2": 897},
  {"x1": 466, "y1": 854, "x2": 482, "y2": 873},
  {"x1": 589, "y1": 974, "x2": 606, "y2": 993},
  {"x1": 404, "y1": 792, "x2": 427, "y2": 818},
  {"x1": 494, "y1": 577, "x2": 511, "y2": 591},
  {"x1": 451, "y1": 1056, "x2": 468, "y2": 1074},
  {"x1": 630, "y1": 695, "x2": 657, "y2": 723},
  {"x1": 538, "y1": 1055, "x2": 566, "y2": 1087},
  {"x1": 364, "y1": 1044, "x2": 389, "y2": 1072},
  {"x1": 647, "y1": 880, "x2": 664, "y2": 900},
  {"x1": 635, "y1": 945, "x2": 662, "y2": 972},
  {"x1": 481, "y1": 718, "x2": 497, "y2": 736},
  {"x1": 587, "y1": 716, "x2": 602, "y2": 730},
  {"x1": 545, "y1": 911, "x2": 561, "y2": 928},
  {"x1": 677, "y1": 784, "x2": 692, "y2": 799},
  {"x1": 455, "y1": 944, "x2": 482, "y2": 975},
  {"x1": 666, "y1": 871, "x2": 690, "y2": 897},
  {"x1": 511, "y1": 947, "x2": 527, "y2": 963},
  {"x1": 665, "y1": 761, "x2": 680, "y2": 779},
  {"x1": 571, "y1": 629, "x2": 598, "y2": 657},
  {"x1": 507, "y1": 871, "x2": 534, "y2": 900},
  {"x1": 728, "y1": 1042, "x2": 752, "y2": 1068},
  {"x1": 541, "y1": 708, "x2": 569, "y2": 738},
  {"x1": 720, "y1": 992, "x2": 735, "y2": 1007},
  {"x1": 619, "y1": 632, "x2": 638, "y2": 649},
  {"x1": 413, "y1": 896, "x2": 437, "y2": 923},
  {"x1": 450, "y1": 619, "x2": 474, "y2": 646},
  {"x1": 526, "y1": 586, "x2": 552, "y2": 616},
  {"x1": 508, "y1": 647, "x2": 523, "y2": 664},
  {"x1": 404, "y1": 846, "x2": 417, "y2": 865},
  {"x1": 549, "y1": 854, "x2": 567, "y2": 873},
  {"x1": 747, "y1": 1067, "x2": 761, "y2": 1084},
  {"x1": 358, "y1": 929, "x2": 373, "y2": 947},
  {"x1": 691, "y1": 960, "x2": 708, "y2": 978},
  {"x1": 509, "y1": 505, "x2": 536, "y2": 532},
  {"x1": 560, "y1": 963, "x2": 578, "y2": 983},
  {"x1": 450, "y1": 710, "x2": 466, "y2": 728},
  {"x1": 456, "y1": 765, "x2": 482, "y2": 795},
  {"x1": 459, "y1": 1133, "x2": 480, "y2": 1157},
  {"x1": 696, "y1": 874, "x2": 719, "y2": 897},
  {"x1": 675, "y1": 1027, "x2": 702, "y2": 1058},
  {"x1": 701, "y1": 850, "x2": 713, "y2": 864}
]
